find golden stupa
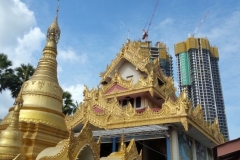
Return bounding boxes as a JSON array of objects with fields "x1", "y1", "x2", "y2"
[
  {"x1": 0, "y1": 2, "x2": 226, "y2": 160},
  {"x1": 0, "y1": 8, "x2": 68, "y2": 160}
]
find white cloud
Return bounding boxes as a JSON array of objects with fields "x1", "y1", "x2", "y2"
[
  {"x1": 174, "y1": 80, "x2": 180, "y2": 95},
  {"x1": 58, "y1": 65, "x2": 63, "y2": 73},
  {"x1": 0, "y1": 0, "x2": 45, "y2": 118},
  {"x1": 58, "y1": 48, "x2": 87, "y2": 64},
  {"x1": 0, "y1": 0, "x2": 36, "y2": 48},
  {"x1": 199, "y1": 11, "x2": 240, "y2": 56},
  {"x1": 0, "y1": 0, "x2": 45, "y2": 67},
  {"x1": 13, "y1": 27, "x2": 45, "y2": 66},
  {"x1": 62, "y1": 84, "x2": 85, "y2": 104},
  {"x1": 155, "y1": 17, "x2": 174, "y2": 29},
  {"x1": 0, "y1": 90, "x2": 14, "y2": 119}
]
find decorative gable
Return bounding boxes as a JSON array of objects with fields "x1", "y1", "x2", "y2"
[
  {"x1": 100, "y1": 40, "x2": 168, "y2": 84},
  {"x1": 105, "y1": 84, "x2": 127, "y2": 94}
]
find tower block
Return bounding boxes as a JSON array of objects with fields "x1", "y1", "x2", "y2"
[
  {"x1": 174, "y1": 37, "x2": 229, "y2": 139},
  {"x1": 0, "y1": 14, "x2": 68, "y2": 159}
]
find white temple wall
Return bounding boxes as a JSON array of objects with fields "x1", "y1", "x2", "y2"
[{"x1": 118, "y1": 61, "x2": 140, "y2": 84}]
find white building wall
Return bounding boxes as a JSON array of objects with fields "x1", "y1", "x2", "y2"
[{"x1": 118, "y1": 61, "x2": 140, "y2": 84}]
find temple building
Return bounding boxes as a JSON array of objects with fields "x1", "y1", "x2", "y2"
[
  {"x1": 0, "y1": 5, "x2": 226, "y2": 160},
  {"x1": 175, "y1": 38, "x2": 229, "y2": 140}
]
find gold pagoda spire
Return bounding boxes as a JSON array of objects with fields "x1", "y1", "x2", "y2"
[
  {"x1": 17, "y1": 0, "x2": 66, "y2": 129},
  {"x1": 0, "y1": 92, "x2": 25, "y2": 160},
  {"x1": 30, "y1": 0, "x2": 60, "y2": 83},
  {"x1": 0, "y1": 1, "x2": 68, "y2": 159},
  {"x1": 120, "y1": 134, "x2": 126, "y2": 152},
  {"x1": 46, "y1": 0, "x2": 60, "y2": 47}
]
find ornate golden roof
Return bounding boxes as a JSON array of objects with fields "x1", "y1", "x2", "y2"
[
  {"x1": 65, "y1": 38, "x2": 224, "y2": 146},
  {"x1": 98, "y1": 40, "x2": 175, "y2": 102},
  {"x1": 36, "y1": 122, "x2": 101, "y2": 160},
  {"x1": 100, "y1": 40, "x2": 171, "y2": 83},
  {"x1": 65, "y1": 90, "x2": 225, "y2": 145}
]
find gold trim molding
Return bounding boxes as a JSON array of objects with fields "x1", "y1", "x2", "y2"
[{"x1": 65, "y1": 90, "x2": 225, "y2": 145}]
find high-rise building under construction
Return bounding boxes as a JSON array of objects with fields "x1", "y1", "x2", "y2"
[
  {"x1": 141, "y1": 41, "x2": 173, "y2": 77},
  {"x1": 174, "y1": 37, "x2": 229, "y2": 140}
]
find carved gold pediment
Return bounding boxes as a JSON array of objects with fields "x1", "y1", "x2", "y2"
[
  {"x1": 37, "y1": 122, "x2": 101, "y2": 160},
  {"x1": 100, "y1": 69, "x2": 175, "y2": 100},
  {"x1": 102, "y1": 71, "x2": 132, "y2": 94},
  {"x1": 125, "y1": 139, "x2": 142, "y2": 160},
  {"x1": 100, "y1": 40, "x2": 170, "y2": 83}
]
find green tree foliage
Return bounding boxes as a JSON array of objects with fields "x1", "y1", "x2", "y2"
[
  {"x1": 62, "y1": 91, "x2": 78, "y2": 115},
  {"x1": 0, "y1": 53, "x2": 35, "y2": 98},
  {"x1": 0, "y1": 53, "x2": 14, "y2": 93},
  {"x1": 8, "y1": 64, "x2": 35, "y2": 98}
]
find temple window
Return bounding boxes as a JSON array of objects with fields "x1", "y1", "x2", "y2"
[
  {"x1": 136, "y1": 97, "x2": 141, "y2": 108},
  {"x1": 158, "y1": 78, "x2": 164, "y2": 86},
  {"x1": 119, "y1": 97, "x2": 142, "y2": 108},
  {"x1": 129, "y1": 98, "x2": 134, "y2": 107},
  {"x1": 126, "y1": 75, "x2": 133, "y2": 80},
  {"x1": 122, "y1": 99, "x2": 128, "y2": 106}
]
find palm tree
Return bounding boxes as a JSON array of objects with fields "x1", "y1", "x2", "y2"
[
  {"x1": 0, "y1": 53, "x2": 14, "y2": 93},
  {"x1": 62, "y1": 91, "x2": 78, "y2": 115},
  {"x1": 8, "y1": 64, "x2": 35, "y2": 98}
]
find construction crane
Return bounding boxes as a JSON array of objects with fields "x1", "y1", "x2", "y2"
[
  {"x1": 142, "y1": 0, "x2": 159, "y2": 40},
  {"x1": 189, "y1": 10, "x2": 210, "y2": 37}
]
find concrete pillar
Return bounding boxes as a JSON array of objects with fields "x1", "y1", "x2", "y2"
[
  {"x1": 170, "y1": 128, "x2": 179, "y2": 160},
  {"x1": 112, "y1": 137, "x2": 117, "y2": 152},
  {"x1": 192, "y1": 139, "x2": 197, "y2": 160},
  {"x1": 166, "y1": 137, "x2": 171, "y2": 160}
]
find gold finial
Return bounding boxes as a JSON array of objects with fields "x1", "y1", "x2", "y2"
[
  {"x1": 46, "y1": 0, "x2": 61, "y2": 44},
  {"x1": 181, "y1": 88, "x2": 187, "y2": 102},
  {"x1": 120, "y1": 134, "x2": 126, "y2": 152},
  {"x1": 8, "y1": 92, "x2": 23, "y2": 131}
]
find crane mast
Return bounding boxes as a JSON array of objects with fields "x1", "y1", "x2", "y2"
[
  {"x1": 142, "y1": 0, "x2": 159, "y2": 40},
  {"x1": 191, "y1": 10, "x2": 210, "y2": 37}
]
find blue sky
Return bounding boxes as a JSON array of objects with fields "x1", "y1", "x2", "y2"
[{"x1": 0, "y1": 0, "x2": 239, "y2": 140}]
